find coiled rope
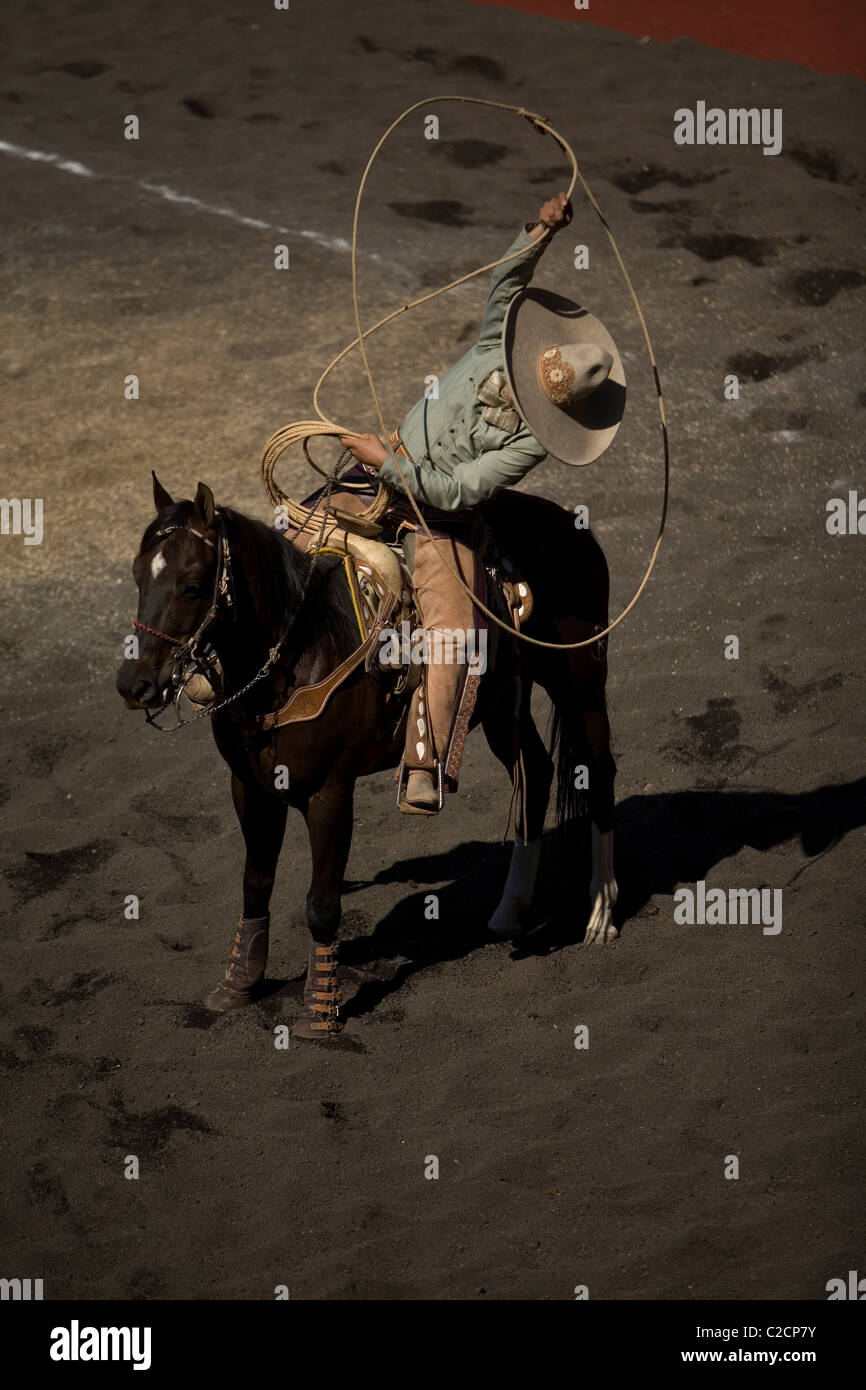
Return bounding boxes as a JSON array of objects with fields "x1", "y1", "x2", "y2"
[{"x1": 260, "y1": 96, "x2": 669, "y2": 649}]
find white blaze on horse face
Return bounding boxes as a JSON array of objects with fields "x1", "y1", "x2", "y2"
[{"x1": 151, "y1": 550, "x2": 167, "y2": 579}]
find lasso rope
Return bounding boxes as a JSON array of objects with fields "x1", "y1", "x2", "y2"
[{"x1": 260, "y1": 96, "x2": 669, "y2": 650}]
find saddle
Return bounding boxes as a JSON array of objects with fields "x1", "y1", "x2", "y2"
[
  {"x1": 300, "y1": 518, "x2": 413, "y2": 639},
  {"x1": 186, "y1": 510, "x2": 533, "y2": 725},
  {"x1": 294, "y1": 512, "x2": 533, "y2": 637},
  {"x1": 272, "y1": 507, "x2": 533, "y2": 720}
]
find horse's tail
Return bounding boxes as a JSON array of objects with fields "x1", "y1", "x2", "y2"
[{"x1": 549, "y1": 702, "x2": 591, "y2": 833}]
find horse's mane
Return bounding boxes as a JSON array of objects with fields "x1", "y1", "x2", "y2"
[
  {"x1": 141, "y1": 501, "x2": 360, "y2": 657},
  {"x1": 220, "y1": 505, "x2": 311, "y2": 625},
  {"x1": 222, "y1": 506, "x2": 361, "y2": 658}
]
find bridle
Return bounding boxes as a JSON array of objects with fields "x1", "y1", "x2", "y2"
[
  {"x1": 133, "y1": 511, "x2": 247, "y2": 732},
  {"x1": 133, "y1": 487, "x2": 339, "y2": 733}
]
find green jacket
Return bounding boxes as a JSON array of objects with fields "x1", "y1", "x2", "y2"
[{"x1": 378, "y1": 225, "x2": 549, "y2": 511}]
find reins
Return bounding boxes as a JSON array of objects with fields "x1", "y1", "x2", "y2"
[
  {"x1": 261, "y1": 96, "x2": 669, "y2": 651},
  {"x1": 135, "y1": 495, "x2": 341, "y2": 733}
]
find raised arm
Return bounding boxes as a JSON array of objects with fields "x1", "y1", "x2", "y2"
[
  {"x1": 339, "y1": 192, "x2": 572, "y2": 481},
  {"x1": 477, "y1": 191, "x2": 573, "y2": 347}
]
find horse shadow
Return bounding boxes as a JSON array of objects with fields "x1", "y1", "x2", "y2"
[{"x1": 337, "y1": 776, "x2": 866, "y2": 1017}]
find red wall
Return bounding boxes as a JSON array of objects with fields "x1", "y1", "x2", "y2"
[{"x1": 467, "y1": 0, "x2": 865, "y2": 80}]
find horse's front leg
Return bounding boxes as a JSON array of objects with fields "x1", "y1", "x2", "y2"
[
  {"x1": 204, "y1": 772, "x2": 287, "y2": 1012},
  {"x1": 292, "y1": 776, "x2": 354, "y2": 1040}
]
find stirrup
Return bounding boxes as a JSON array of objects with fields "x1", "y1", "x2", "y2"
[{"x1": 396, "y1": 758, "x2": 444, "y2": 815}]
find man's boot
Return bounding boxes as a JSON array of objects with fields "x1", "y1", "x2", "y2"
[
  {"x1": 203, "y1": 914, "x2": 269, "y2": 1012},
  {"x1": 405, "y1": 770, "x2": 439, "y2": 810},
  {"x1": 292, "y1": 943, "x2": 343, "y2": 1039}
]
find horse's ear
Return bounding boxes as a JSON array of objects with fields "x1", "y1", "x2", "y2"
[
  {"x1": 194, "y1": 482, "x2": 216, "y2": 528},
  {"x1": 152, "y1": 471, "x2": 174, "y2": 513}
]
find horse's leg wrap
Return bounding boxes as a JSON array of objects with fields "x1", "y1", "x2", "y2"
[
  {"x1": 292, "y1": 943, "x2": 344, "y2": 1039},
  {"x1": 203, "y1": 914, "x2": 270, "y2": 1012}
]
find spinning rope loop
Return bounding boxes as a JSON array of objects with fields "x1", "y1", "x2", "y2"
[{"x1": 260, "y1": 96, "x2": 669, "y2": 650}]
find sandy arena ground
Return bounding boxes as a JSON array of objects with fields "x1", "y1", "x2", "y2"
[{"x1": 0, "y1": 0, "x2": 863, "y2": 1300}]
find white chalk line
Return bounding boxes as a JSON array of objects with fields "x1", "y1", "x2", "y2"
[
  {"x1": 0, "y1": 136, "x2": 484, "y2": 301},
  {"x1": 0, "y1": 137, "x2": 361, "y2": 259},
  {"x1": 0, "y1": 139, "x2": 97, "y2": 180}
]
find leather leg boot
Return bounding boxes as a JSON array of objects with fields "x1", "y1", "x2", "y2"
[
  {"x1": 292, "y1": 943, "x2": 343, "y2": 1039},
  {"x1": 398, "y1": 673, "x2": 443, "y2": 815},
  {"x1": 203, "y1": 914, "x2": 269, "y2": 1012},
  {"x1": 401, "y1": 528, "x2": 484, "y2": 809}
]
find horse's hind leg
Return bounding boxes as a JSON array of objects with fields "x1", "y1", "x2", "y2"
[
  {"x1": 293, "y1": 776, "x2": 354, "y2": 1039},
  {"x1": 204, "y1": 773, "x2": 287, "y2": 1012},
  {"x1": 546, "y1": 651, "x2": 618, "y2": 946},
  {"x1": 483, "y1": 684, "x2": 553, "y2": 939},
  {"x1": 583, "y1": 704, "x2": 619, "y2": 946}
]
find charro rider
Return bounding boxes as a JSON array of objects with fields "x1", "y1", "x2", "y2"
[{"x1": 300, "y1": 190, "x2": 626, "y2": 813}]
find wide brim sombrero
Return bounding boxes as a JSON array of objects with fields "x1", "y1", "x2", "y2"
[{"x1": 502, "y1": 288, "x2": 627, "y2": 466}]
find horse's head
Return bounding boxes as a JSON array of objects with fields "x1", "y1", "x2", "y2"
[{"x1": 116, "y1": 473, "x2": 220, "y2": 710}]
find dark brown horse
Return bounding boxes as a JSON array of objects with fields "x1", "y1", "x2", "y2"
[{"x1": 116, "y1": 474, "x2": 618, "y2": 1039}]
